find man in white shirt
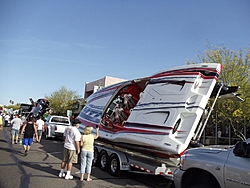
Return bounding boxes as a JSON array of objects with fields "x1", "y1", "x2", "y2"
[
  {"x1": 59, "y1": 119, "x2": 81, "y2": 180},
  {"x1": 11, "y1": 114, "x2": 22, "y2": 144},
  {"x1": 4, "y1": 113, "x2": 10, "y2": 127},
  {"x1": 36, "y1": 116, "x2": 45, "y2": 143}
]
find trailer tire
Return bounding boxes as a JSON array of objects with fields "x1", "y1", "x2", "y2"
[
  {"x1": 92, "y1": 147, "x2": 99, "y2": 167},
  {"x1": 99, "y1": 150, "x2": 109, "y2": 171},
  {"x1": 109, "y1": 154, "x2": 121, "y2": 177}
]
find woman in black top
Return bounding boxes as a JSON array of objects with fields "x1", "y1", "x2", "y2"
[{"x1": 20, "y1": 116, "x2": 38, "y2": 156}]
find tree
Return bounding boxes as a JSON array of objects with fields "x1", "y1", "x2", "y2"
[
  {"x1": 45, "y1": 86, "x2": 81, "y2": 116},
  {"x1": 187, "y1": 43, "x2": 250, "y2": 140},
  {"x1": 4, "y1": 104, "x2": 20, "y2": 111}
]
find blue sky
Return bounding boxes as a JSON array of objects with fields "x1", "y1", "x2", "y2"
[{"x1": 0, "y1": 0, "x2": 249, "y2": 105}]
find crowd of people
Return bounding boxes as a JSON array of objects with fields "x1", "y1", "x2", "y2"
[
  {"x1": 0, "y1": 111, "x2": 45, "y2": 156},
  {"x1": 1, "y1": 111, "x2": 99, "y2": 182},
  {"x1": 0, "y1": 111, "x2": 14, "y2": 129}
]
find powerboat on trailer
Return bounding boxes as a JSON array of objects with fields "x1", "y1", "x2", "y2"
[
  {"x1": 77, "y1": 63, "x2": 242, "y2": 158},
  {"x1": 19, "y1": 98, "x2": 50, "y2": 118}
]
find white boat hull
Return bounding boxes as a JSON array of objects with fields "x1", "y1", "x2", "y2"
[{"x1": 78, "y1": 63, "x2": 223, "y2": 157}]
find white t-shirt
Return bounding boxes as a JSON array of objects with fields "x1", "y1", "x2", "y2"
[
  {"x1": 11, "y1": 117, "x2": 22, "y2": 130},
  {"x1": 64, "y1": 126, "x2": 81, "y2": 150},
  {"x1": 36, "y1": 119, "x2": 44, "y2": 130},
  {"x1": 5, "y1": 114, "x2": 10, "y2": 122}
]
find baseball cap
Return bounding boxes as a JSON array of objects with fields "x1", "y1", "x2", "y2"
[{"x1": 72, "y1": 119, "x2": 81, "y2": 125}]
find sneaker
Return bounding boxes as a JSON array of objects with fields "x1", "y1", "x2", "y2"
[
  {"x1": 24, "y1": 150, "x2": 28, "y2": 156},
  {"x1": 58, "y1": 172, "x2": 65, "y2": 178},
  {"x1": 65, "y1": 174, "x2": 73, "y2": 180}
]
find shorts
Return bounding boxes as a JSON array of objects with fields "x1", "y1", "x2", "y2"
[
  {"x1": 11, "y1": 129, "x2": 19, "y2": 137},
  {"x1": 63, "y1": 148, "x2": 78, "y2": 163},
  {"x1": 37, "y1": 130, "x2": 43, "y2": 137},
  {"x1": 23, "y1": 138, "x2": 33, "y2": 146}
]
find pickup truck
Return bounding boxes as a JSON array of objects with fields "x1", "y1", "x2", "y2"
[
  {"x1": 174, "y1": 138, "x2": 250, "y2": 188},
  {"x1": 44, "y1": 115, "x2": 71, "y2": 139}
]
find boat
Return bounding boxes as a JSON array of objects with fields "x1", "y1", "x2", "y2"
[{"x1": 77, "y1": 63, "x2": 241, "y2": 158}]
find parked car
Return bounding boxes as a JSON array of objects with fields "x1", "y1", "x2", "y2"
[
  {"x1": 43, "y1": 115, "x2": 71, "y2": 139},
  {"x1": 174, "y1": 138, "x2": 250, "y2": 188}
]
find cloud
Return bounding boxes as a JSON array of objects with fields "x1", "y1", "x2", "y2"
[
  {"x1": 0, "y1": 38, "x2": 105, "y2": 53},
  {"x1": 76, "y1": 43, "x2": 105, "y2": 49},
  {"x1": 0, "y1": 38, "x2": 70, "y2": 52}
]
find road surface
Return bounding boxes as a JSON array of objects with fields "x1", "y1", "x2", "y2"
[{"x1": 0, "y1": 126, "x2": 175, "y2": 188}]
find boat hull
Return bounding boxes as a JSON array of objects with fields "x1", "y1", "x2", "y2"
[{"x1": 78, "y1": 63, "x2": 222, "y2": 157}]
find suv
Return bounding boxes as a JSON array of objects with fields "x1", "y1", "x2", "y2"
[
  {"x1": 44, "y1": 115, "x2": 71, "y2": 139},
  {"x1": 174, "y1": 138, "x2": 250, "y2": 188}
]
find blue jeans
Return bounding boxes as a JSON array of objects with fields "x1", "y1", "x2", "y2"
[{"x1": 80, "y1": 151, "x2": 93, "y2": 174}]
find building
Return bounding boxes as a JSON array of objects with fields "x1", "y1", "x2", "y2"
[
  {"x1": 72, "y1": 76, "x2": 126, "y2": 118},
  {"x1": 84, "y1": 76, "x2": 126, "y2": 99}
]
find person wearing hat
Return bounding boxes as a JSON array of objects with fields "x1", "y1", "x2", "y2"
[{"x1": 58, "y1": 119, "x2": 81, "y2": 180}]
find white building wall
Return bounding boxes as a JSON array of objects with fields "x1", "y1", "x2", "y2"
[{"x1": 84, "y1": 76, "x2": 126, "y2": 98}]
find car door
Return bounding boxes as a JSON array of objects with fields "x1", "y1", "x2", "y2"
[{"x1": 224, "y1": 148, "x2": 250, "y2": 188}]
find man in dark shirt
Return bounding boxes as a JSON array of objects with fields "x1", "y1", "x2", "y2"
[{"x1": 20, "y1": 116, "x2": 38, "y2": 156}]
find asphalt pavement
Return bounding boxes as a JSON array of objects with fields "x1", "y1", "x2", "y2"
[{"x1": 0, "y1": 126, "x2": 155, "y2": 188}]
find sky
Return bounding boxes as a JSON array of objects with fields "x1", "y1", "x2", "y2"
[{"x1": 0, "y1": 0, "x2": 250, "y2": 106}]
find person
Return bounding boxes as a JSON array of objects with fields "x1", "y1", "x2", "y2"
[
  {"x1": 0, "y1": 113, "x2": 3, "y2": 130},
  {"x1": 20, "y1": 114, "x2": 26, "y2": 129},
  {"x1": 80, "y1": 125, "x2": 99, "y2": 182},
  {"x1": 20, "y1": 116, "x2": 38, "y2": 156},
  {"x1": 218, "y1": 130, "x2": 222, "y2": 138},
  {"x1": 36, "y1": 116, "x2": 44, "y2": 143},
  {"x1": 59, "y1": 119, "x2": 81, "y2": 180},
  {"x1": 9, "y1": 108, "x2": 14, "y2": 122},
  {"x1": 4, "y1": 113, "x2": 10, "y2": 127},
  {"x1": 10, "y1": 114, "x2": 22, "y2": 144}
]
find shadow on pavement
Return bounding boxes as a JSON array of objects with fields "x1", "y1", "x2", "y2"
[
  {"x1": 0, "y1": 138, "x2": 7, "y2": 143},
  {"x1": 19, "y1": 160, "x2": 59, "y2": 177}
]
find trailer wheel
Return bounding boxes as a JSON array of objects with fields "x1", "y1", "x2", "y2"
[
  {"x1": 92, "y1": 147, "x2": 99, "y2": 166},
  {"x1": 109, "y1": 154, "x2": 121, "y2": 177},
  {"x1": 99, "y1": 150, "x2": 109, "y2": 171}
]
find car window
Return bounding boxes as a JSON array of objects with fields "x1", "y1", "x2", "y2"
[{"x1": 51, "y1": 117, "x2": 70, "y2": 124}]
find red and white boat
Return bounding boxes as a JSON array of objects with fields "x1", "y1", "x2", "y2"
[{"x1": 78, "y1": 63, "x2": 241, "y2": 158}]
